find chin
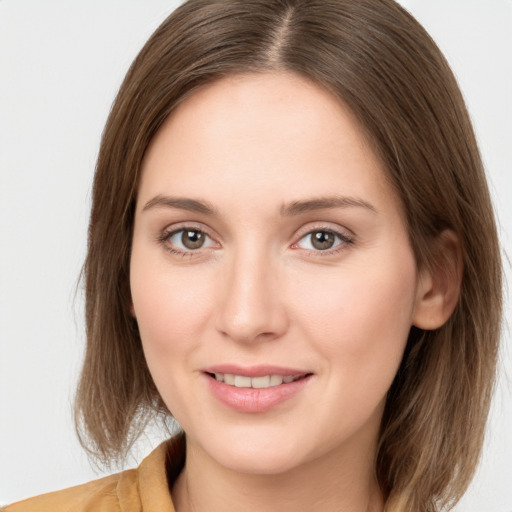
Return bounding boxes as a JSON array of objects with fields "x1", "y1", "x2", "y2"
[
  {"x1": 190, "y1": 425, "x2": 311, "y2": 475},
  {"x1": 216, "y1": 444, "x2": 306, "y2": 476}
]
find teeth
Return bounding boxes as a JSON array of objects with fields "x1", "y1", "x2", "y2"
[
  {"x1": 213, "y1": 373, "x2": 304, "y2": 388},
  {"x1": 234, "y1": 375, "x2": 252, "y2": 388},
  {"x1": 270, "y1": 375, "x2": 283, "y2": 386},
  {"x1": 224, "y1": 374, "x2": 235, "y2": 385},
  {"x1": 251, "y1": 376, "x2": 270, "y2": 389}
]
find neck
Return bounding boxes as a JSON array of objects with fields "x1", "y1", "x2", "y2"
[{"x1": 172, "y1": 433, "x2": 384, "y2": 512}]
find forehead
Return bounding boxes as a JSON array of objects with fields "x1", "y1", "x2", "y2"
[
  {"x1": 139, "y1": 72, "x2": 400, "y2": 217},
  {"x1": 149, "y1": 72, "x2": 372, "y2": 161}
]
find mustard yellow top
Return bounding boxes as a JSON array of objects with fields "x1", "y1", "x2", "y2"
[{"x1": 2, "y1": 435, "x2": 185, "y2": 512}]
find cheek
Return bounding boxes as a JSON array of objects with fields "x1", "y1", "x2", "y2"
[
  {"x1": 289, "y1": 251, "x2": 417, "y2": 383},
  {"x1": 130, "y1": 248, "x2": 214, "y2": 364},
  {"x1": 130, "y1": 255, "x2": 218, "y2": 419}
]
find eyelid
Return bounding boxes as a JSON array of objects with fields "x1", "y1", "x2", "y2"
[
  {"x1": 157, "y1": 222, "x2": 220, "y2": 254},
  {"x1": 291, "y1": 223, "x2": 355, "y2": 253},
  {"x1": 160, "y1": 220, "x2": 217, "y2": 238},
  {"x1": 293, "y1": 221, "x2": 354, "y2": 240}
]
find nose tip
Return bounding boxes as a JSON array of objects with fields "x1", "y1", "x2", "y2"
[
  {"x1": 215, "y1": 259, "x2": 288, "y2": 344},
  {"x1": 219, "y1": 312, "x2": 277, "y2": 343}
]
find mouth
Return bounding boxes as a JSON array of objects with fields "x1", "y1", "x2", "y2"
[
  {"x1": 203, "y1": 367, "x2": 314, "y2": 413},
  {"x1": 205, "y1": 372, "x2": 310, "y2": 389}
]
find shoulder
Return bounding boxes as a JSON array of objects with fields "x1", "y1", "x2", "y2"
[
  {"x1": 1, "y1": 469, "x2": 136, "y2": 512},
  {"x1": 2, "y1": 436, "x2": 183, "y2": 512}
]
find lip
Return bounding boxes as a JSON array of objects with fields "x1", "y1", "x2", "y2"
[
  {"x1": 202, "y1": 364, "x2": 309, "y2": 377},
  {"x1": 202, "y1": 365, "x2": 313, "y2": 413}
]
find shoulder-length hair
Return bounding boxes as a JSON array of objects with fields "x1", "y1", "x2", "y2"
[{"x1": 75, "y1": 1, "x2": 503, "y2": 510}]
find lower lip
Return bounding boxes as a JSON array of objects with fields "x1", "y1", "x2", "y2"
[{"x1": 205, "y1": 374, "x2": 312, "y2": 413}]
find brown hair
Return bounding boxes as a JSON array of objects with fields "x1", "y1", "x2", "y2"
[{"x1": 75, "y1": 1, "x2": 503, "y2": 510}]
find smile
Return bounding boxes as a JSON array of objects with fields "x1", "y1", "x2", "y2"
[
  {"x1": 211, "y1": 373, "x2": 307, "y2": 388},
  {"x1": 205, "y1": 370, "x2": 313, "y2": 413}
]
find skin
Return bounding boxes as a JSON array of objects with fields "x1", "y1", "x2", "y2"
[{"x1": 130, "y1": 72, "x2": 447, "y2": 512}]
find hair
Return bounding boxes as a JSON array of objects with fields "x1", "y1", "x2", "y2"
[{"x1": 75, "y1": 1, "x2": 503, "y2": 510}]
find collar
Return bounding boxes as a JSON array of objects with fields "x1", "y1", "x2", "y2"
[{"x1": 117, "y1": 433, "x2": 186, "y2": 512}]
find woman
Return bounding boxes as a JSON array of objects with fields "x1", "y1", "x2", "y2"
[{"x1": 4, "y1": 0, "x2": 502, "y2": 511}]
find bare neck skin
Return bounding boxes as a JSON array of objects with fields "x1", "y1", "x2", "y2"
[{"x1": 172, "y1": 415, "x2": 384, "y2": 512}]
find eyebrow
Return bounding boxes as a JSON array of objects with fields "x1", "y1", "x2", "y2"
[
  {"x1": 142, "y1": 195, "x2": 218, "y2": 215},
  {"x1": 280, "y1": 196, "x2": 378, "y2": 216},
  {"x1": 142, "y1": 194, "x2": 377, "y2": 216}
]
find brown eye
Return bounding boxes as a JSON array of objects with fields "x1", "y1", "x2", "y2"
[
  {"x1": 296, "y1": 229, "x2": 350, "y2": 252},
  {"x1": 164, "y1": 228, "x2": 216, "y2": 253},
  {"x1": 311, "y1": 231, "x2": 335, "y2": 250},
  {"x1": 181, "y1": 230, "x2": 206, "y2": 249}
]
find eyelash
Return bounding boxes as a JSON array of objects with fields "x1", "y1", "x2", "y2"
[
  {"x1": 292, "y1": 228, "x2": 354, "y2": 256},
  {"x1": 156, "y1": 226, "x2": 355, "y2": 258},
  {"x1": 156, "y1": 225, "x2": 217, "y2": 258}
]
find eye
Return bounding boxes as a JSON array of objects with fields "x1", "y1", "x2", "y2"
[
  {"x1": 165, "y1": 228, "x2": 217, "y2": 252},
  {"x1": 295, "y1": 229, "x2": 351, "y2": 252}
]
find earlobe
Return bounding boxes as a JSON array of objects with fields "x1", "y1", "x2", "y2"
[
  {"x1": 412, "y1": 230, "x2": 463, "y2": 330},
  {"x1": 129, "y1": 303, "x2": 136, "y2": 318}
]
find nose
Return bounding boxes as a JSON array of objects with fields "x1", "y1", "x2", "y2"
[{"x1": 214, "y1": 249, "x2": 289, "y2": 344}]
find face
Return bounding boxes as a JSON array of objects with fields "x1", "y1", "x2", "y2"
[{"x1": 130, "y1": 72, "x2": 424, "y2": 476}]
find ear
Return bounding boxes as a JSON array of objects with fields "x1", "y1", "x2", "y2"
[
  {"x1": 129, "y1": 302, "x2": 136, "y2": 318},
  {"x1": 412, "y1": 230, "x2": 463, "y2": 330}
]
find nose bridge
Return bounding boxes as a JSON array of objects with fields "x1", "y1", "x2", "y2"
[{"x1": 215, "y1": 242, "x2": 287, "y2": 343}]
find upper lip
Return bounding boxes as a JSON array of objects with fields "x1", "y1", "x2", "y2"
[{"x1": 202, "y1": 365, "x2": 311, "y2": 377}]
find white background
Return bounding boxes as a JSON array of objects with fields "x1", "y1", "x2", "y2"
[{"x1": 0, "y1": 1, "x2": 510, "y2": 510}]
